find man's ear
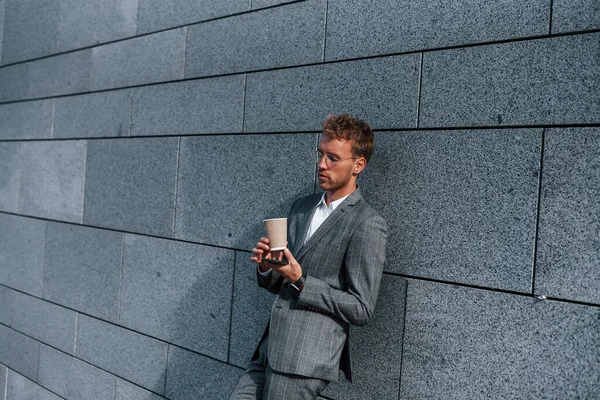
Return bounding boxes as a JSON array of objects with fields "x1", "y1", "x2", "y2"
[{"x1": 353, "y1": 158, "x2": 367, "y2": 175}]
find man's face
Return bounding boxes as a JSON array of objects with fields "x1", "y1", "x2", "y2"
[{"x1": 317, "y1": 136, "x2": 358, "y2": 193}]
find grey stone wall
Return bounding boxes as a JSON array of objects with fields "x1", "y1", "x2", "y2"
[{"x1": 0, "y1": 1, "x2": 599, "y2": 399}]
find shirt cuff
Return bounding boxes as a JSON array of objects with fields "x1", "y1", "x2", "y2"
[{"x1": 257, "y1": 267, "x2": 272, "y2": 278}]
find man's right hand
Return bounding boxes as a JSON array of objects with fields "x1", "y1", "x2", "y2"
[{"x1": 251, "y1": 237, "x2": 273, "y2": 272}]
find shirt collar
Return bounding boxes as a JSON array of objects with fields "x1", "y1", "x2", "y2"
[{"x1": 316, "y1": 192, "x2": 351, "y2": 211}]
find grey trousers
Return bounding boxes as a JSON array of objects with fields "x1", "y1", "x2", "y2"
[{"x1": 230, "y1": 339, "x2": 329, "y2": 400}]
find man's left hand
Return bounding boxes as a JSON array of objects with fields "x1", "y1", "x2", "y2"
[{"x1": 266, "y1": 248, "x2": 303, "y2": 283}]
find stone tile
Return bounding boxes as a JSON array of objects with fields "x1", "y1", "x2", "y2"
[
  {"x1": 76, "y1": 314, "x2": 168, "y2": 394},
  {"x1": 420, "y1": 33, "x2": 600, "y2": 127},
  {"x1": 166, "y1": 346, "x2": 244, "y2": 400},
  {"x1": 322, "y1": 276, "x2": 407, "y2": 400},
  {"x1": 83, "y1": 137, "x2": 178, "y2": 236},
  {"x1": 244, "y1": 55, "x2": 420, "y2": 132},
  {"x1": 360, "y1": 130, "x2": 541, "y2": 292},
  {"x1": 91, "y1": 28, "x2": 186, "y2": 90},
  {"x1": 0, "y1": 143, "x2": 21, "y2": 213},
  {"x1": 0, "y1": 325, "x2": 39, "y2": 381},
  {"x1": 136, "y1": 0, "x2": 248, "y2": 34},
  {"x1": 57, "y1": 0, "x2": 138, "y2": 52},
  {"x1": 0, "y1": 99, "x2": 53, "y2": 140},
  {"x1": 1, "y1": 0, "x2": 59, "y2": 64},
  {"x1": 43, "y1": 223, "x2": 122, "y2": 322},
  {"x1": 10, "y1": 290, "x2": 77, "y2": 354},
  {"x1": 399, "y1": 279, "x2": 600, "y2": 399},
  {"x1": 0, "y1": 0, "x2": 4, "y2": 64},
  {"x1": 18, "y1": 141, "x2": 86, "y2": 223},
  {"x1": 131, "y1": 77, "x2": 244, "y2": 136},
  {"x1": 26, "y1": 50, "x2": 93, "y2": 99},
  {"x1": 325, "y1": 0, "x2": 549, "y2": 61},
  {"x1": 120, "y1": 234, "x2": 234, "y2": 361},
  {"x1": 228, "y1": 252, "x2": 275, "y2": 367},
  {"x1": 37, "y1": 344, "x2": 115, "y2": 400},
  {"x1": 185, "y1": 0, "x2": 325, "y2": 78},
  {"x1": 251, "y1": 0, "x2": 297, "y2": 9},
  {"x1": 0, "y1": 285, "x2": 12, "y2": 326},
  {"x1": 0, "y1": 364, "x2": 5, "y2": 398},
  {"x1": 0, "y1": 63, "x2": 28, "y2": 101},
  {"x1": 115, "y1": 378, "x2": 163, "y2": 400},
  {"x1": 536, "y1": 128, "x2": 600, "y2": 304},
  {"x1": 175, "y1": 134, "x2": 317, "y2": 249},
  {"x1": 54, "y1": 90, "x2": 132, "y2": 139},
  {"x1": 0, "y1": 214, "x2": 46, "y2": 297},
  {"x1": 552, "y1": 0, "x2": 600, "y2": 33},
  {"x1": 6, "y1": 370, "x2": 62, "y2": 400}
]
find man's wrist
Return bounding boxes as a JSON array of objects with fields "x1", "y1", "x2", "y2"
[{"x1": 290, "y1": 275, "x2": 306, "y2": 297}]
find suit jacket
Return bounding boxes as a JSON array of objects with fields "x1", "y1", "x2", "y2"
[{"x1": 255, "y1": 188, "x2": 388, "y2": 382}]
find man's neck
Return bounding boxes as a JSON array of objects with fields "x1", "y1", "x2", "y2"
[{"x1": 325, "y1": 185, "x2": 357, "y2": 205}]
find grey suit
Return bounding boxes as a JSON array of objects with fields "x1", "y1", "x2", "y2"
[{"x1": 255, "y1": 188, "x2": 388, "y2": 383}]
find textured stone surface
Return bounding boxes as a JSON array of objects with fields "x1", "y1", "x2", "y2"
[
  {"x1": 57, "y1": 0, "x2": 138, "y2": 52},
  {"x1": 325, "y1": 0, "x2": 549, "y2": 60},
  {"x1": 1, "y1": 0, "x2": 59, "y2": 64},
  {"x1": 137, "y1": 0, "x2": 248, "y2": 34},
  {"x1": 0, "y1": 364, "x2": 6, "y2": 398},
  {"x1": 0, "y1": 325, "x2": 39, "y2": 381},
  {"x1": 553, "y1": 0, "x2": 600, "y2": 33},
  {"x1": 91, "y1": 28, "x2": 186, "y2": 90},
  {"x1": 6, "y1": 370, "x2": 62, "y2": 400},
  {"x1": 536, "y1": 128, "x2": 600, "y2": 304},
  {"x1": 360, "y1": 130, "x2": 541, "y2": 292},
  {"x1": 399, "y1": 280, "x2": 600, "y2": 399},
  {"x1": 43, "y1": 223, "x2": 123, "y2": 322},
  {"x1": 38, "y1": 345, "x2": 115, "y2": 400},
  {"x1": 83, "y1": 137, "x2": 178, "y2": 236},
  {"x1": 323, "y1": 276, "x2": 407, "y2": 400},
  {"x1": 0, "y1": 143, "x2": 20, "y2": 212},
  {"x1": 10, "y1": 290, "x2": 76, "y2": 354},
  {"x1": 166, "y1": 346, "x2": 244, "y2": 400},
  {"x1": 185, "y1": 0, "x2": 325, "y2": 77},
  {"x1": 228, "y1": 252, "x2": 274, "y2": 367},
  {"x1": 26, "y1": 50, "x2": 93, "y2": 99},
  {"x1": 0, "y1": 63, "x2": 28, "y2": 101},
  {"x1": 175, "y1": 134, "x2": 317, "y2": 249},
  {"x1": 0, "y1": 99, "x2": 53, "y2": 140},
  {"x1": 76, "y1": 314, "x2": 168, "y2": 394},
  {"x1": 0, "y1": 0, "x2": 4, "y2": 64},
  {"x1": 131, "y1": 77, "x2": 244, "y2": 136},
  {"x1": 0, "y1": 285, "x2": 11, "y2": 326},
  {"x1": 54, "y1": 90, "x2": 131, "y2": 138},
  {"x1": 420, "y1": 33, "x2": 600, "y2": 127},
  {"x1": 115, "y1": 378, "x2": 163, "y2": 400},
  {"x1": 244, "y1": 55, "x2": 420, "y2": 132},
  {"x1": 0, "y1": 214, "x2": 46, "y2": 296},
  {"x1": 251, "y1": 0, "x2": 298, "y2": 9},
  {"x1": 120, "y1": 234, "x2": 234, "y2": 361},
  {"x1": 18, "y1": 141, "x2": 86, "y2": 223}
]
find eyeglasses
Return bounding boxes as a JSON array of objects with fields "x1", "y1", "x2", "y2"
[{"x1": 314, "y1": 150, "x2": 357, "y2": 168}]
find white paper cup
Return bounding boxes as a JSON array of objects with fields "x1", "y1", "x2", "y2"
[{"x1": 263, "y1": 218, "x2": 287, "y2": 251}]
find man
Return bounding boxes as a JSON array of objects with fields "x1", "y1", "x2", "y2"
[{"x1": 231, "y1": 114, "x2": 388, "y2": 399}]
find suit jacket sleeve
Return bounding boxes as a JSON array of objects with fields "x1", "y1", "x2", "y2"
[{"x1": 295, "y1": 213, "x2": 388, "y2": 326}]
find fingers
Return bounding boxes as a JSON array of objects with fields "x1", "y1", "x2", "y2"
[{"x1": 283, "y1": 248, "x2": 296, "y2": 264}]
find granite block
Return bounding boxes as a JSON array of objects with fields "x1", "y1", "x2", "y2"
[
  {"x1": 420, "y1": 33, "x2": 600, "y2": 127},
  {"x1": 0, "y1": 0, "x2": 4, "y2": 64},
  {"x1": 251, "y1": 0, "x2": 298, "y2": 9},
  {"x1": 91, "y1": 28, "x2": 186, "y2": 90},
  {"x1": 399, "y1": 279, "x2": 600, "y2": 399},
  {"x1": 115, "y1": 378, "x2": 163, "y2": 400},
  {"x1": 553, "y1": 0, "x2": 600, "y2": 33},
  {"x1": 136, "y1": 0, "x2": 248, "y2": 34},
  {"x1": 244, "y1": 55, "x2": 420, "y2": 132},
  {"x1": 360, "y1": 130, "x2": 541, "y2": 292},
  {"x1": 57, "y1": 0, "x2": 138, "y2": 52},
  {"x1": 53, "y1": 90, "x2": 132, "y2": 138},
  {"x1": 0, "y1": 143, "x2": 20, "y2": 213},
  {"x1": 26, "y1": 50, "x2": 93, "y2": 99},
  {"x1": 0, "y1": 325, "x2": 39, "y2": 381},
  {"x1": 175, "y1": 134, "x2": 317, "y2": 249},
  {"x1": 166, "y1": 346, "x2": 244, "y2": 400},
  {"x1": 0, "y1": 99, "x2": 53, "y2": 140},
  {"x1": 37, "y1": 344, "x2": 115, "y2": 400},
  {"x1": 228, "y1": 252, "x2": 275, "y2": 367},
  {"x1": 76, "y1": 314, "x2": 168, "y2": 394},
  {"x1": 18, "y1": 141, "x2": 86, "y2": 223},
  {"x1": 0, "y1": 364, "x2": 5, "y2": 398},
  {"x1": 1, "y1": 0, "x2": 59, "y2": 64},
  {"x1": 0, "y1": 63, "x2": 29, "y2": 101},
  {"x1": 322, "y1": 276, "x2": 407, "y2": 400},
  {"x1": 43, "y1": 222, "x2": 122, "y2": 321},
  {"x1": 6, "y1": 370, "x2": 62, "y2": 400},
  {"x1": 10, "y1": 290, "x2": 77, "y2": 354},
  {"x1": 325, "y1": 0, "x2": 549, "y2": 61},
  {"x1": 120, "y1": 234, "x2": 234, "y2": 361},
  {"x1": 536, "y1": 128, "x2": 600, "y2": 304},
  {"x1": 83, "y1": 137, "x2": 178, "y2": 236},
  {"x1": 0, "y1": 214, "x2": 46, "y2": 297},
  {"x1": 131, "y1": 76, "x2": 244, "y2": 136},
  {"x1": 185, "y1": 0, "x2": 325, "y2": 78},
  {"x1": 0, "y1": 285, "x2": 12, "y2": 326}
]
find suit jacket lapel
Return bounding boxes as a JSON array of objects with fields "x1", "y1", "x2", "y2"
[{"x1": 289, "y1": 195, "x2": 320, "y2": 255}]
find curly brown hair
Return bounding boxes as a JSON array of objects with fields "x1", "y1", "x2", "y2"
[{"x1": 322, "y1": 114, "x2": 374, "y2": 162}]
